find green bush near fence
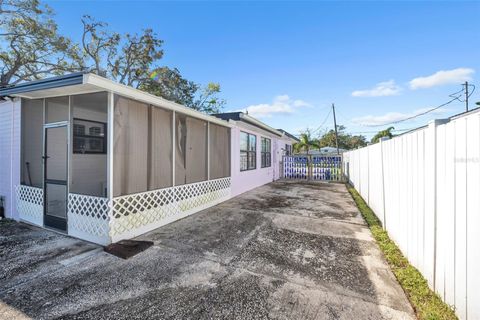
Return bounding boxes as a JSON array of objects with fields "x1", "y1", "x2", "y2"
[{"x1": 347, "y1": 185, "x2": 457, "y2": 320}]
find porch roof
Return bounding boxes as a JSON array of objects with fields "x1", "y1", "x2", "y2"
[{"x1": 0, "y1": 73, "x2": 231, "y2": 128}]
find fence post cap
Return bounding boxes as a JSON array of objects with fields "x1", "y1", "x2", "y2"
[{"x1": 428, "y1": 118, "x2": 449, "y2": 127}]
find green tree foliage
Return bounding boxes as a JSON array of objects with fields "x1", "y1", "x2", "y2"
[
  {"x1": 75, "y1": 15, "x2": 226, "y2": 113},
  {"x1": 318, "y1": 125, "x2": 367, "y2": 150},
  {"x1": 139, "y1": 68, "x2": 225, "y2": 113},
  {"x1": 371, "y1": 126, "x2": 395, "y2": 144},
  {"x1": 0, "y1": 2, "x2": 225, "y2": 113},
  {"x1": 0, "y1": 0, "x2": 77, "y2": 86},
  {"x1": 293, "y1": 129, "x2": 320, "y2": 154}
]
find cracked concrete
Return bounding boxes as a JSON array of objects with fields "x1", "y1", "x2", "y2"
[{"x1": 0, "y1": 181, "x2": 415, "y2": 319}]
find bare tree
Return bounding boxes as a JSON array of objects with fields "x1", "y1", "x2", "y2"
[{"x1": 0, "y1": 0, "x2": 77, "y2": 86}]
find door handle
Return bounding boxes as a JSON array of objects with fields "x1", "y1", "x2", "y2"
[{"x1": 42, "y1": 156, "x2": 50, "y2": 160}]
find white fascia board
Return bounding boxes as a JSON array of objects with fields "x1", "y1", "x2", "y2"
[
  {"x1": 84, "y1": 73, "x2": 232, "y2": 128},
  {"x1": 238, "y1": 113, "x2": 283, "y2": 137},
  {"x1": 234, "y1": 120, "x2": 281, "y2": 139}
]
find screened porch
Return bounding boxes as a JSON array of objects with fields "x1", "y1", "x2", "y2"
[{"x1": 16, "y1": 88, "x2": 231, "y2": 245}]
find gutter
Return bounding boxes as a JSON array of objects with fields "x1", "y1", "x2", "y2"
[{"x1": 0, "y1": 72, "x2": 85, "y2": 97}]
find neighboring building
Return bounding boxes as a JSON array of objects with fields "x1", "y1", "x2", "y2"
[
  {"x1": 213, "y1": 112, "x2": 297, "y2": 196},
  {"x1": 277, "y1": 129, "x2": 300, "y2": 155},
  {"x1": 308, "y1": 147, "x2": 347, "y2": 155},
  {"x1": 0, "y1": 74, "x2": 297, "y2": 245}
]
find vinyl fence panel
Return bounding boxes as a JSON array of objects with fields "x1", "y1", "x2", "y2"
[{"x1": 344, "y1": 110, "x2": 480, "y2": 320}]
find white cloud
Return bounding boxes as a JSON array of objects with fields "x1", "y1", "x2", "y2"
[
  {"x1": 352, "y1": 80, "x2": 402, "y2": 97},
  {"x1": 243, "y1": 95, "x2": 311, "y2": 118},
  {"x1": 352, "y1": 107, "x2": 449, "y2": 126},
  {"x1": 409, "y1": 68, "x2": 474, "y2": 90}
]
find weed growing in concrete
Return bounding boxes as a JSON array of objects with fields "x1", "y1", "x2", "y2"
[{"x1": 347, "y1": 185, "x2": 457, "y2": 320}]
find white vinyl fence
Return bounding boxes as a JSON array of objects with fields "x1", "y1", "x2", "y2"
[{"x1": 343, "y1": 110, "x2": 480, "y2": 320}]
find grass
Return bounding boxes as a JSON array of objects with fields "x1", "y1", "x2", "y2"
[{"x1": 346, "y1": 185, "x2": 457, "y2": 320}]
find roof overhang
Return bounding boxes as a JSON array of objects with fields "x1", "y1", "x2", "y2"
[
  {"x1": 0, "y1": 73, "x2": 231, "y2": 128},
  {"x1": 237, "y1": 113, "x2": 283, "y2": 137}
]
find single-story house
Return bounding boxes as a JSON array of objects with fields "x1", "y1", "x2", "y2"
[
  {"x1": 0, "y1": 73, "x2": 296, "y2": 245},
  {"x1": 213, "y1": 112, "x2": 298, "y2": 196}
]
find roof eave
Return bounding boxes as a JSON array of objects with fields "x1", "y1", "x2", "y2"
[
  {"x1": 238, "y1": 113, "x2": 283, "y2": 137},
  {"x1": 0, "y1": 72, "x2": 85, "y2": 97}
]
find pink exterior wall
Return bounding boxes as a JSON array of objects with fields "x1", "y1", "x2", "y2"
[{"x1": 230, "y1": 121, "x2": 293, "y2": 197}]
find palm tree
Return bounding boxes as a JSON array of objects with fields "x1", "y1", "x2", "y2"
[{"x1": 293, "y1": 129, "x2": 320, "y2": 154}]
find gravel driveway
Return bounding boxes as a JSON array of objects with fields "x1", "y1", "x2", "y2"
[{"x1": 0, "y1": 181, "x2": 415, "y2": 319}]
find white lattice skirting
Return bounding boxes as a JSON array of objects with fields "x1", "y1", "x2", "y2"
[
  {"x1": 110, "y1": 177, "x2": 231, "y2": 243},
  {"x1": 68, "y1": 193, "x2": 111, "y2": 245},
  {"x1": 15, "y1": 185, "x2": 43, "y2": 226},
  {"x1": 14, "y1": 178, "x2": 231, "y2": 245}
]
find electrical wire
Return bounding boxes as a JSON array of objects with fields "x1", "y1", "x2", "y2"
[{"x1": 311, "y1": 108, "x2": 332, "y2": 134}]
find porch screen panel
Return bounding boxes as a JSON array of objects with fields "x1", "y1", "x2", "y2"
[
  {"x1": 70, "y1": 92, "x2": 108, "y2": 196},
  {"x1": 186, "y1": 117, "x2": 208, "y2": 184},
  {"x1": 21, "y1": 99, "x2": 43, "y2": 187},
  {"x1": 45, "y1": 96, "x2": 69, "y2": 123},
  {"x1": 113, "y1": 95, "x2": 148, "y2": 197},
  {"x1": 149, "y1": 106, "x2": 173, "y2": 190},
  {"x1": 175, "y1": 114, "x2": 208, "y2": 185},
  {"x1": 175, "y1": 114, "x2": 187, "y2": 186},
  {"x1": 209, "y1": 124, "x2": 230, "y2": 179}
]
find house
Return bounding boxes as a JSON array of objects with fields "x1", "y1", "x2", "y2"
[
  {"x1": 308, "y1": 147, "x2": 347, "y2": 155},
  {"x1": 0, "y1": 73, "x2": 296, "y2": 245},
  {"x1": 0, "y1": 72, "x2": 232, "y2": 245},
  {"x1": 277, "y1": 129, "x2": 300, "y2": 155},
  {"x1": 213, "y1": 112, "x2": 297, "y2": 196}
]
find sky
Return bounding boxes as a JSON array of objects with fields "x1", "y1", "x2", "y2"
[{"x1": 46, "y1": 0, "x2": 480, "y2": 139}]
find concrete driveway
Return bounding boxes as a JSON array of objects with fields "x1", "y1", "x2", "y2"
[{"x1": 0, "y1": 181, "x2": 415, "y2": 320}]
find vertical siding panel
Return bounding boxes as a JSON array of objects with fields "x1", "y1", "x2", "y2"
[
  {"x1": 0, "y1": 100, "x2": 13, "y2": 219},
  {"x1": 444, "y1": 122, "x2": 456, "y2": 305},
  {"x1": 435, "y1": 124, "x2": 446, "y2": 299},
  {"x1": 455, "y1": 118, "x2": 468, "y2": 319},
  {"x1": 466, "y1": 114, "x2": 480, "y2": 320}
]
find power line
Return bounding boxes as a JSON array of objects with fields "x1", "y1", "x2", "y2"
[
  {"x1": 311, "y1": 108, "x2": 332, "y2": 134},
  {"x1": 347, "y1": 128, "x2": 415, "y2": 134},
  {"x1": 358, "y1": 94, "x2": 464, "y2": 128}
]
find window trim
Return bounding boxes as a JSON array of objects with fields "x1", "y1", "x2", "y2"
[
  {"x1": 73, "y1": 118, "x2": 107, "y2": 154},
  {"x1": 240, "y1": 131, "x2": 257, "y2": 171},
  {"x1": 261, "y1": 137, "x2": 272, "y2": 168}
]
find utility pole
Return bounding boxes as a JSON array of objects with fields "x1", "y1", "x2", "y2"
[
  {"x1": 332, "y1": 103, "x2": 340, "y2": 155},
  {"x1": 464, "y1": 81, "x2": 469, "y2": 112}
]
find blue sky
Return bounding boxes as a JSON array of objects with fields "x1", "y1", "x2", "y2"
[{"x1": 47, "y1": 0, "x2": 480, "y2": 138}]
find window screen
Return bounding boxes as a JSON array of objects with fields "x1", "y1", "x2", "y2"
[
  {"x1": 209, "y1": 124, "x2": 230, "y2": 179},
  {"x1": 21, "y1": 99, "x2": 44, "y2": 187},
  {"x1": 149, "y1": 106, "x2": 173, "y2": 190},
  {"x1": 71, "y1": 92, "x2": 108, "y2": 197},
  {"x1": 261, "y1": 137, "x2": 271, "y2": 168},
  {"x1": 113, "y1": 95, "x2": 149, "y2": 197},
  {"x1": 175, "y1": 114, "x2": 208, "y2": 185},
  {"x1": 45, "y1": 96, "x2": 69, "y2": 123},
  {"x1": 240, "y1": 131, "x2": 256, "y2": 171}
]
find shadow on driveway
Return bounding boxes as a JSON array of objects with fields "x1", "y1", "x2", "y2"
[{"x1": 0, "y1": 181, "x2": 415, "y2": 319}]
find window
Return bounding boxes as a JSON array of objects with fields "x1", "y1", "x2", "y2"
[
  {"x1": 240, "y1": 131, "x2": 256, "y2": 171},
  {"x1": 261, "y1": 137, "x2": 271, "y2": 168},
  {"x1": 73, "y1": 118, "x2": 106, "y2": 154},
  {"x1": 285, "y1": 144, "x2": 292, "y2": 156}
]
